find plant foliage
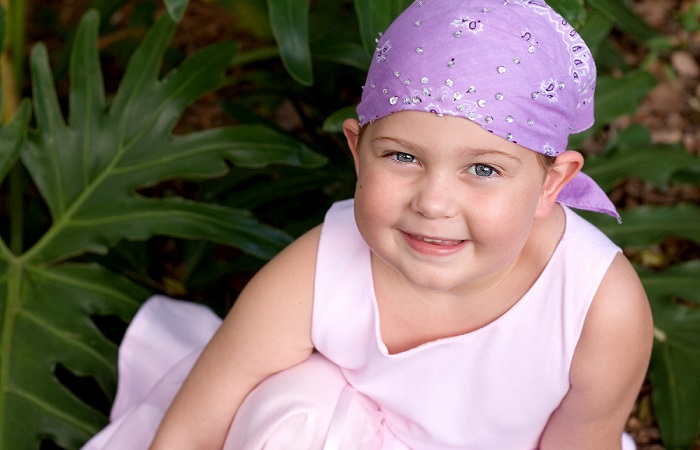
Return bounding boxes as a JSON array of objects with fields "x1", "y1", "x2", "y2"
[{"x1": 0, "y1": 6, "x2": 324, "y2": 449}]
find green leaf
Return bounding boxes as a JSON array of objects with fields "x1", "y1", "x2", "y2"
[
  {"x1": 322, "y1": 106, "x2": 358, "y2": 133},
  {"x1": 577, "y1": 6, "x2": 614, "y2": 53},
  {"x1": 21, "y1": 11, "x2": 325, "y2": 266},
  {"x1": 216, "y1": 0, "x2": 273, "y2": 40},
  {"x1": 587, "y1": 0, "x2": 659, "y2": 42},
  {"x1": 593, "y1": 70, "x2": 657, "y2": 132},
  {"x1": 267, "y1": 0, "x2": 313, "y2": 86},
  {"x1": 2, "y1": 8, "x2": 326, "y2": 448},
  {"x1": 0, "y1": 5, "x2": 4, "y2": 110},
  {"x1": 546, "y1": 0, "x2": 586, "y2": 27},
  {"x1": 312, "y1": 41, "x2": 370, "y2": 71},
  {"x1": 1, "y1": 263, "x2": 148, "y2": 449},
  {"x1": 582, "y1": 204, "x2": 700, "y2": 248},
  {"x1": 353, "y1": 0, "x2": 412, "y2": 56},
  {"x1": 163, "y1": 0, "x2": 188, "y2": 22},
  {"x1": 571, "y1": 69, "x2": 656, "y2": 149},
  {"x1": 643, "y1": 261, "x2": 700, "y2": 449},
  {"x1": 0, "y1": 100, "x2": 30, "y2": 183},
  {"x1": 585, "y1": 125, "x2": 700, "y2": 191}
]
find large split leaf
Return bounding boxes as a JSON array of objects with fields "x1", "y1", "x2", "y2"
[
  {"x1": 0, "y1": 8, "x2": 325, "y2": 449},
  {"x1": 1, "y1": 263, "x2": 149, "y2": 449}
]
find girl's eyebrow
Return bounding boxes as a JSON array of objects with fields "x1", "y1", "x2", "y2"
[
  {"x1": 370, "y1": 136, "x2": 418, "y2": 148},
  {"x1": 371, "y1": 136, "x2": 522, "y2": 162},
  {"x1": 472, "y1": 149, "x2": 522, "y2": 163}
]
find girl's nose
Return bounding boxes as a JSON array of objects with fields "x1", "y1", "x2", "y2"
[{"x1": 410, "y1": 173, "x2": 460, "y2": 219}]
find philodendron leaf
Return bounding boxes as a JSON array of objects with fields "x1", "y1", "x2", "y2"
[
  {"x1": 585, "y1": 125, "x2": 700, "y2": 192},
  {"x1": 1, "y1": 8, "x2": 325, "y2": 449},
  {"x1": 21, "y1": 10, "x2": 325, "y2": 266},
  {"x1": 1, "y1": 264, "x2": 148, "y2": 449},
  {"x1": 0, "y1": 100, "x2": 30, "y2": 183},
  {"x1": 642, "y1": 261, "x2": 700, "y2": 449}
]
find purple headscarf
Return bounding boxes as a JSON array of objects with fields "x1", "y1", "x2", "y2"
[{"x1": 356, "y1": 0, "x2": 619, "y2": 220}]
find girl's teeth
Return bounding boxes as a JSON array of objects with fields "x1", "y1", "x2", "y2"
[{"x1": 420, "y1": 237, "x2": 460, "y2": 245}]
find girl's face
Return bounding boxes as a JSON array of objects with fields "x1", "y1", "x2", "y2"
[{"x1": 344, "y1": 111, "x2": 559, "y2": 296}]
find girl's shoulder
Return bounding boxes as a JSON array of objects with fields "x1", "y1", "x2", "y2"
[
  {"x1": 251, "y1": 223, "x2": 323, "y2": 292},
  {"x1": 545, "y1": 251, "x2": 653, "y2": 442}
]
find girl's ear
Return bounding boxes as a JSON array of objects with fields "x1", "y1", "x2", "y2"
[
  {"x1": 343, "y1": 118, "x2": 362, "y2": 174},
  {"x1": 536, "y1": 150, "x2": 584, "y2": 218}
]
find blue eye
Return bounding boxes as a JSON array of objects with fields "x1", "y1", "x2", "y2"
[
  {"x1": 470, "y1": 164, "x2": 498, "y2": 177},
  {"x1": 394, "y1": 152, "x2": 417, "y2": 163}
]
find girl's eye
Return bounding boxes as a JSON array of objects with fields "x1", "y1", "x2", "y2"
[
  {"x1": 469, "y1": 164, "x2": 498, "y2": 177},
  {"x1": 393, "y1": 152, "x2": 417, "y2": 163}
]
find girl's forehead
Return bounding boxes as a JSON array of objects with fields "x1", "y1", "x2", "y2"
[{"x1": 356, "y1": 0, "x2": 596, "y2": 159}]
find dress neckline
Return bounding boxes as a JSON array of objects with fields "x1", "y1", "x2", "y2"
[{"x1": 370, "y1": 206, "x2": 573, "y2": 357}]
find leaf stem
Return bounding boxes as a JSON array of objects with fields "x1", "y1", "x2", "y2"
[
  {"x1": 1, "y1": 0, "x2": 26, "y2": 256},
  {"x1": 8, "y1": 165, "x2": 22, "y2": 254},
  {"x1": 0, "y1": 261, "x2": 22, "y2": 445},
  {"x1": 6, "y1": 0, "x2": 25, "y2": 90}
]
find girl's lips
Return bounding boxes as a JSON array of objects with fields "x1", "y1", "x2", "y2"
[{"x1": 402, "y1": 231, "x2": 468, "y2": 256}]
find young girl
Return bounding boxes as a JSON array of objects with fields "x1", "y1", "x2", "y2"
[{"x1": 84, "y1": 0, "x2": 653, "y2": 448}]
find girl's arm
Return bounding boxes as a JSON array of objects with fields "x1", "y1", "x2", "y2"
[
  {"x1": 539, "y1": 253, "x2": 654, "y2": 450},
  {"x1": 150, "y1": 225, "x2": 321, "y2": 450}
]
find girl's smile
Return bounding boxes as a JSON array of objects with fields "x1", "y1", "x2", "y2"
[
  {"x1": 401, "y1": 231, "x2": 469, "y2": 257},
  {"x1": 343, "y1": 110, "x2": 569, "y2": 296}
]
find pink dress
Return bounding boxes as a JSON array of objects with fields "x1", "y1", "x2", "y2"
[{"x1": 83, "y1": 199, "x2": 636, "y2": 449}]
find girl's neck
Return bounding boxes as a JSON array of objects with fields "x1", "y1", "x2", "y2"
[{"x1": 373, "y1": 205, "x2": 566, "y2": 354}]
